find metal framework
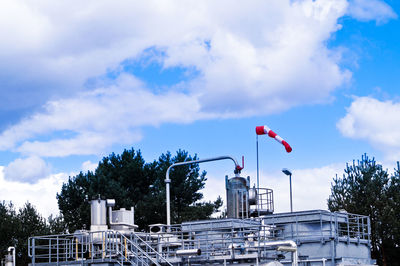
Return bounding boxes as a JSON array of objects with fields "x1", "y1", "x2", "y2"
[{"x1": 28, "y1": 210, "x2": 372, "y2": 266}]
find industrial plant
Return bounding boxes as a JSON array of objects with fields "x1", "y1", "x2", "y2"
[{"x1": 3, "y1": 127, "x2": 375, "y2": 265}]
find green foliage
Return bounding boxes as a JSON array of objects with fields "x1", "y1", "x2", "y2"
[
  {"x1": 15, "y1": 203, "x2": 49, "y2": 266},
  {"x1": 0, "y1": 202, "x2": 64, "y2": 266},
  {"x1": 0, "y1": 202, "x2": 17, "y2": 261},
  {"x1": 328, "y1": 154, "x2": 400, "y2": 265},
  {"x1": 57, "y1": 148, "x2": 223, "y2": 231},
  {"x1": 57, "y1": 172, "x2": 92, "y2": 232}
]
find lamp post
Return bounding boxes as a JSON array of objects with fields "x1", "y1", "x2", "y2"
[{"x1": 282, "y1": 168, "x2": 293, "y2": 213}]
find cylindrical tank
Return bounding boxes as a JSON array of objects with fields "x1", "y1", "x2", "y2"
[
  {"x1": 249, "y1": 187, "x2": 257, "y2": 205},
  {"x1": 90, "y1": 199, "x2": 107, "y2": 226},
  {"x1": 4, "y1": 254, "x2": 13, "y2": 266},
  {"x1": 226, "y1": 175, "x2": 250, "y2": 219}
]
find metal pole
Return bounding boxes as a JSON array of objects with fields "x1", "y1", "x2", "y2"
[
  {"x1": 256, "y1": 135, "x2": 259, "y2": 193},
  {"x1": 256, "y1": 135, "x2": 260, "y2": 216},
  {"x1": 166, "y1": 155, "x2": 242, "y2": 226},
  {"x1": 289, "y1": 173, "x2": 293, "y2": 212}
]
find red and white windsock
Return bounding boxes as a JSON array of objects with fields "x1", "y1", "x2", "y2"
[{"x1": 256, "y1": 125, "x2": 292, "y2": 153}]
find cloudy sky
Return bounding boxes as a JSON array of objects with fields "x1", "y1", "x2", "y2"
[{"x1": 0, "y1": 0, "x2": 399, "y2": 218}]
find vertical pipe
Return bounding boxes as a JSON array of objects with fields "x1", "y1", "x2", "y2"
[
  {"x1": 80, "y1": 240, "x2": 83, "y2": 266},
  {"x1": 124, "y1": 237, "x2": 127, "y2": 261},
  {"x1": 57, "y1": 237, "x2": 59, "y2": 264},
  {"x1": 75, "y1": 238, "x2": 78, "y2": 261},
  {"x1": 49, "y1": 239, "x2": 51, "y2": 263},
  {"x1": 166, "y1": 179, "x2": 171, "y2": 226},
  {"x1": 102, "y1": 235, "x2": 105, "y2": 259},
  {"x1": 32, "y1": 239, "x2": 36, "y2": 266},
  {"x1": 347, "y1": 214, "x2": 350, "y2": 242}
]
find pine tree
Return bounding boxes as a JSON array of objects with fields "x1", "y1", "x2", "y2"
[
  {"x1": 57, "y1": 148, "x2": 222, "y2": 231},
  {"x1": 328, "y1": 154, "x2": 400, "y2": 265}
]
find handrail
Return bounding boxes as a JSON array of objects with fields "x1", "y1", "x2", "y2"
[
  {"x1": 28, "y1": 230, "x2": 173, "y2": 266},
  {"x1": 113, "y1": 231, "x2": 173, "y2": 266}
]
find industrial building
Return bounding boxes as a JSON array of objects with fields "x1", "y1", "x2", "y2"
[{"x1": 17, "y1": 155, "x2": 374, "y2": 266}]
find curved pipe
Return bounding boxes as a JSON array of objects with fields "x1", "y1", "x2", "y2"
[
  {"x1": 165, "y1": 155, "x2": 243, "y2": 226},
  {"x1": 7, "y1": 247, "x2": 16, "y2": 266}
]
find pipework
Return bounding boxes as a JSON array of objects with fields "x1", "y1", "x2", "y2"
[{"x1": 165, "y1": 155, "x2": 243, "y2": 226}]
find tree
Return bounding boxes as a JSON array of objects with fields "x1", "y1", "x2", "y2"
[
  {"x1": 57, "y1": 148, "x2": 222, "y2": 231},
  {"x1": 328, "y1": 154, "x2": 400, "y2": 265},
  {"x1": 47, "y1": 214, "x2": 67, "y2": 235},
  {"x1": 0, "y1": 202, "x2": 17, "y2": 261},
  {"x1": 1, "y1": 201, "x2": 52, "y2": 266},
  {"x1": 57, "y1": 172, "x2": 92, "y2": 232},
  {"x1": 15, "y1": 203, "x2": 49, "y2": 266}
]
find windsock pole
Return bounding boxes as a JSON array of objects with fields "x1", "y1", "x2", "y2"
[
  {"x1": 256, "y1": 134, "x2": 260, "y2": 198},
  {"x1": 255, "y1": 125, "x2": 292, "y2": 214},
  {"x1": 256, "y1": 134, "x2": 260, "y2": 216}
]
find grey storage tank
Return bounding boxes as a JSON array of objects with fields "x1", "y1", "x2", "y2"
[{"x1": 226, "y1": 175, "x2": 250, "y2": 219}]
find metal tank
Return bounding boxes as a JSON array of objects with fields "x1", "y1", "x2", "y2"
[
  {"x1": 225, "y1": 175, "x2": 250, "y2": 218},
  {"x1": 110, "y1": 207, "x2": 137, "y2": 231},
  {"x1": 90, "y1": 198, "x2": 107, "y2": 227}
]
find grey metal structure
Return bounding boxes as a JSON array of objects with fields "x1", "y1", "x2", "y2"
[
  {"x1": 26, "y1": 156, "x2": 375, "y2": 265},
  {"x1": 28, "y1": 210, "x2": 373, "y2": 265},
  {"x1": 262, "y1": 210, "x2": 373, "y2": 265},
  {"x1": 225, "y1": 175, "x2": 274, "y2": 219},
  {"x1": 226, "y1": 176, "x2": 250, "y2": 219}
]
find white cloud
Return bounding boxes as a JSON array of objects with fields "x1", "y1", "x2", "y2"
[
  {"x1": 0, "y1": 75, "x2": 204, "y2": 157},
  {"x1": 337, "y1": 97, "x2": 400, "y2": 161},
  {"x1": 0, "y1": 0, "x2": 354, "y2": 157},
  {"x1": 0, "y1": 166, "x2": 69, "y2": 217},
  {"x1": 81, "y1": 160, "x2": 98, "y2": 173},
  {"x1": 3, "y1": 156, "x2": 51, "y2": 183},
  {"x1": 203, "y1": 163, "x2": 344, "y2": 214},
  {"x1": 347, "y1": 0, "x2": 397, "y2": 24}
]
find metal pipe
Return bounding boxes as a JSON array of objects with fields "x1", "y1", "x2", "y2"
[
  {"x1": 7, "y1": 247, "x2": 16, "y2": 266},
  {"x1": 175, "y1": 248, "x2": 201, "y2": 256},
  {"x1": 256, "y1": 240, "x2": 298, "y2": 266},
  {"x1": 165, "y1": 155, "x2": 242, "y2": 226}
]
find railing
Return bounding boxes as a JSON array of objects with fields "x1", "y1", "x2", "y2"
[
  {"x1": 260, "y1": 210, "x2": 371, "y2": 244},
  {"x1": 146, "y1": 220, "x2": 286, "y2": 262},
  {"x1": 336, "y1": 212, "x2": 370, "y2": 242},
  {"x1": 28, "y1": 230, "x2": 172, "y2": 265},
  {"x1": 27, "y1": 212, "x2": 371, "y2": 265},
  {"x1": 256, "y1": 188, "x2": 274, "y2": 214}
]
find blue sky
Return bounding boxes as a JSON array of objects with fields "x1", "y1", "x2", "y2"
[{"x1": 0, "y1": 0, "x2": 399, "y2": 218}]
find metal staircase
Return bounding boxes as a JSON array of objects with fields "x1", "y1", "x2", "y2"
[{"x1": 107, "y1": 231, "x2": 172, "y2": 266}]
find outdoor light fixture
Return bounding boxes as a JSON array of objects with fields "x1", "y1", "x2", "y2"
[{"x1": 282, "y1": 168, "x2": 293, "y2": 212}]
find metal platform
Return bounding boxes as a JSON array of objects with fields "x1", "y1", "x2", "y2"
[{"x1": 28, "y1": 211, "x2": 374, "y2": 265}]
